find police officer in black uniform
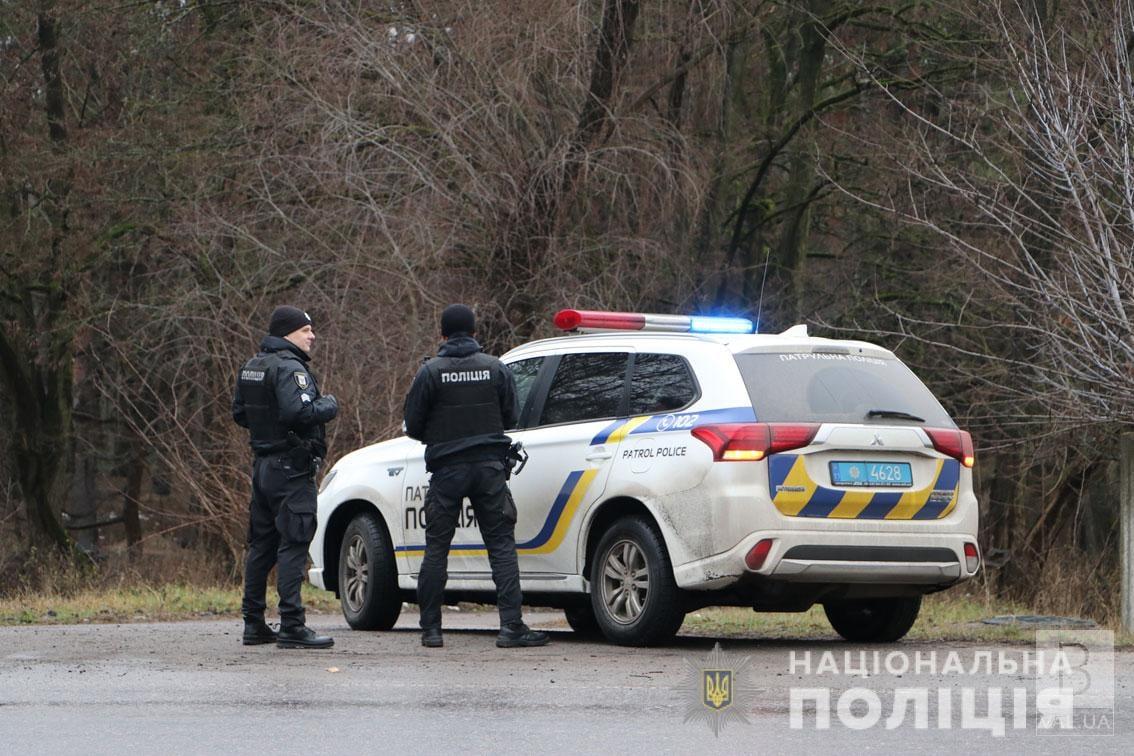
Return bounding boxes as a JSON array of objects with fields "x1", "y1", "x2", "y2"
[
  {"x1": 233, "y1": 306, "x2": 337, "y2": 649},
  {"x1": 404, "y1": 304, "x2": 549, "y2": 649}
]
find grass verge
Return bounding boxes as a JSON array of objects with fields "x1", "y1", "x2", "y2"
[
  {"x1": 681, "y1": 591, "x2": 1134, "y2": 647},
  {"x1": 0, "y1": 584, "x2": 340, "y2": 626}
]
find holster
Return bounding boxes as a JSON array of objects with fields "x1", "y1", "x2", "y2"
[{"x1": 506, "y1": 442, "x2": 528, "y2": 480}]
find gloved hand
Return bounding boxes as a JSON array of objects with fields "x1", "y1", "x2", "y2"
[{"x1": 313, "y1": 394, "x2": 339, "y2": 422}]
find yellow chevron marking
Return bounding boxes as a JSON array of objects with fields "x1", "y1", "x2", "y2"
[
  {"x1": 607, "y1": 415, "x2": 653, "y2": 443},
  {"x1": 525, "y1": 468, "x2": 598, "y2": 555},
  {"x1": 886, "y1": 459, "x2": 945, "y2": 520},
  {"x1": 828, "y1": 490, "x2": 873, "y2": 519},
  {"x1": 772, "y1": 457, "x2": 817, "y2": 516},
  {"x1": 937, "y1": 488, "x2": 960, "y2": 519},
  {"x1": 775, "y1": 458, "x2": 962, "y2": 520}
]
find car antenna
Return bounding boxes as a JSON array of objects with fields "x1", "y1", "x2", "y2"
[{"x1": 753, "y1": 244, "x2": 774, "y2": 333}]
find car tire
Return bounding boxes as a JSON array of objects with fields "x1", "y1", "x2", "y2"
[
  {"x1": 823, "y1": 596, "x2": 922, "y2": 642},
  {"x1": 589, "y1": 516, "x2": 685, "y2": 646},
  {"x1": 338, "y1": 512, "x2": 401, "y2": 630},
  {"x1": 563, "y1": 603, "x2": 602, "y2": 637}
]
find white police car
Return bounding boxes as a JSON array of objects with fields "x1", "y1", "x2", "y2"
[{"x1": 309, "y1": 310, "x2": 980, "y2": 646}]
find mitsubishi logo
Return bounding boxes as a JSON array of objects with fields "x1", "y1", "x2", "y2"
[{"x1": 870, "y1": 434, "x2": 885, "y2": 446}]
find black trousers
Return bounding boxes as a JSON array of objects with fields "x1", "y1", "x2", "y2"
[
  {"x1": 242, "y1": 454, "x2": 317, "y2": 630},
  {"x1": 418, "y1": 460, "x2": 522, "y2": 630}
]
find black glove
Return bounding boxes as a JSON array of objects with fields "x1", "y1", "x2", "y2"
[{"x1": 313, "y1": 394, "x2": 339, "y2": 422}]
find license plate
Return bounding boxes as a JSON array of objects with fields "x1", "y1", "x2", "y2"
[{"x1": 829, "y1": 461, "x2": 913, "y2": 488}]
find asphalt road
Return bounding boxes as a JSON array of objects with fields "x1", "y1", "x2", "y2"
[{"x1": 2, "y1": 609, "x2": 1131, "y2": 754}]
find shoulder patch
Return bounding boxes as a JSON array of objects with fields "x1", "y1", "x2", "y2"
[{"x1": 294, "y1": 372, "x2": 309, "y2": 389}]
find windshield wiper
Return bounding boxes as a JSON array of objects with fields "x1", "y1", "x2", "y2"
[{"x1": 866, "y1": 409, "x2": 925, "y2": 423}]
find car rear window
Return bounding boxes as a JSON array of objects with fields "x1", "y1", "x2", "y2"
[
  {"x1": 539, "y1": 352, "x2": 628, "y2": 425},
  {"x1": 733, "y1": 352, "x2": 955, "y2": 426},
  {"x1": 628, "y1": 353, "x2": 697, "y2": 415}
]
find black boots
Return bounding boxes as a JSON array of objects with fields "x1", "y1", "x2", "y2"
[
  {"x1": 496, "y1": 622, "x2": 550, "y2": 648},
  {"x1": 242, "y1": 619, "x2": 278, "y2": 646},
  {"x1": 421, "y1": 624, "x2": 548, "y2": 647},
  {"x1": 276, "y1": 625, "x2": 334, "y2": 649}
]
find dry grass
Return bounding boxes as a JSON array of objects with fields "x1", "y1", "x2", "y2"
[
  {"x1": 0, "y1": 584, "x2": 340, "y2": 626},
  {"x1": 682, "y1": 590, "x2": 1134, "y2": 647},
  {"x1": 0, "y1": 540, "x2": 343, "y2": 625}
]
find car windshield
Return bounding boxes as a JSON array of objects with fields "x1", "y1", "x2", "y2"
[{"x1": 733, "y1": 351, "x2": 955, "y2": 427}]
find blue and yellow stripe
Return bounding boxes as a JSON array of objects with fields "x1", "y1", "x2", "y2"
[
  {"x1": 395, "y1": 468, "x2": 598, "y2": 558},
  {"x1": 769, "y1": 454, "x2": 960, "y2": 520},
  {"x1": 590, "y1": 406, "x2": 757, "y2": 445}
]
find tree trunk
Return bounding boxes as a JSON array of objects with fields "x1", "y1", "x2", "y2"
[
  {"x1": 0, "y1": 325, "x2": 73, "y2": 555},
  {"x1": 123, "y1": 443, "x2": 145, "y2": 561},
  {"x1": 66, "y1": 446, "x2": 99, "y2": 555},
  {"x1": 693, "y1": 24, "x2": 745, "y2": 306},
  {"x1": 493, "y1": 0, "x2": 642, "y2": 340},
  {"x1": 764, "y1": 0, "x2": 828, "y2": 319},
  {"x1": 66, "y1": 332, "x2": 99, "y2": 556},
  {"x1": 0, "y1": 0, "x2": 78, "y2": 556}
]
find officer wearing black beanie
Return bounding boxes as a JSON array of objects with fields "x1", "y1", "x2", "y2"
[
  {"x1": 232, "y1": 305, "x2": 338, "y2": 649},
  {"x1": 404, "y1": 304, "x2": 549, "y2": 649}
]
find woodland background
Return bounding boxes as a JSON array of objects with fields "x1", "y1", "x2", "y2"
[{"x1": 2, "y1": 0, "x2": 1131, "y2": 619}]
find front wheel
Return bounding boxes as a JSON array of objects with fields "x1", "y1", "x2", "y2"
[
  {"x1": 563, "y1": 603, "x2": 601, "y2": 637},
  {"x1": 589, "y1": 516, "x2": 685, "y2": 646},
  {"x1": 338, "y1": 512, "x2": 401, "y2": 630},
  {"x1": 823, "y1": 596, "x2": 921, "y2": 642}
]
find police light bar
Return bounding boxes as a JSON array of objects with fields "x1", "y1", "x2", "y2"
[{"x1": 553, "y1": 309, "x2": 754, "y2": 334}]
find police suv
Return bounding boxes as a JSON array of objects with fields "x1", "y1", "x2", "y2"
[{"x1": 310, "y1": 310, "x2": 980, "y2": 646}]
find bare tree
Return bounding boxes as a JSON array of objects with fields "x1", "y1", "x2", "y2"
[{"x1": 824, "y1": 0, "x2": 1134, "y2": 427}]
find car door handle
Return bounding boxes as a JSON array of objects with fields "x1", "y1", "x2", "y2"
[{"x1": 585, "y1": 450, "x2": 613, "y2": 462}]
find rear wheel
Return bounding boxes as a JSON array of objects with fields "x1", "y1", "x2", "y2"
[
  {"x1": 338, "y1": 512, "x2": 401, "y2": 630},
  {"x1": 823, "y1": 596, "x2": 921, "y2": 642},
  {"x1": 589, "y1": 516, "x2": 684, "y2": 646}
]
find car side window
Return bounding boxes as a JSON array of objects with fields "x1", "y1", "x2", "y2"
[
  {"x1": 538, "y1": 353, "x2": 628, "y2": 426},
  {"x1": 506, "y1": 357, "x2": 544, "y2": 428},
  {"x1": 628, "y1": 353, "x2": 698, "y2": 415}
]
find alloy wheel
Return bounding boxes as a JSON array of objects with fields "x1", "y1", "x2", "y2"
[
  {"x1": 600, "y1": 539, "x2": 649, "y2": 625},
  {"x1": 343, "y1": 534, "x2": 369, "y2": 612}
]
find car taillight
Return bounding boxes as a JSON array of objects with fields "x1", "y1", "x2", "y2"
[
  {"x1": 691, "y1": 423, "x2": 819, "y2": 462},
  {"x1": 963, "y1": 542, "x2": 980, "y2": 572},
  {"x1": 925, "y1": 427, "x2": 975, "y2": 468}
]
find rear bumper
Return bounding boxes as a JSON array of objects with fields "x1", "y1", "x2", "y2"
[
  {"x1": 674, "y1": 529, "x2": 978, "y2": 590},
  {"x1": 307, "y1": 566, "x2": 326, "y2": 591},
  {"x1": 773, "y1": 556, "x2": 960, "y2": 583}
]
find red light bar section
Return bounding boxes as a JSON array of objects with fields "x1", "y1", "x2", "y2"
[{"x1": 553, "y1": 309, "x2": 646, "y2": 331}]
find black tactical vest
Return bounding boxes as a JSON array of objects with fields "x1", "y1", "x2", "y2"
[
  {"x1": 238, "y1": 352, "x2": 291, "y2": 453},
  {"x1": 421, "y1": 351, "x2": 505, "y2": 444}
]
